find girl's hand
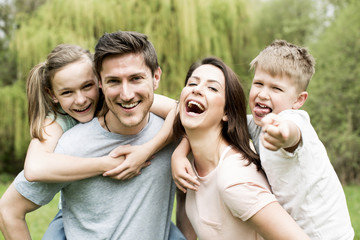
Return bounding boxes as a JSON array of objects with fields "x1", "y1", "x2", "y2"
[
  {"x1": 171, "y1": 154, "x2": 200, "y2": 193},
  {"x1": 103, "y1": 144, "x2": 152, "y2": 180}
]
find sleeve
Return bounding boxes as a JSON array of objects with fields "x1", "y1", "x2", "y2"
[
  {"x1": 218, "y1": 155, "x2": 277, "y2": 221},
  {"x1": 14, "y1": 170, "x2": 66, "y2": 206},
  {"x1": 222, "y1": 182, "x2": 277, "y2": 221},
  {"x1": 47, "y1": 112, "x2": 78, "y2": 133}
]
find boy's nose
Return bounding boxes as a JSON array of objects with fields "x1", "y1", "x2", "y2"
[{"x1": 258, "y1": 88, "x2": 270, "y2": 100}]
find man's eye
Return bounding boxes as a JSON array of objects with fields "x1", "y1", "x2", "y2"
[{"x1": 83, "y1": 83, "x2": 93, "y2": 89}]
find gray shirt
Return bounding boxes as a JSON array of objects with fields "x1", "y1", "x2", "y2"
[{"x1": 15, "y1": 114, "x2": 176, "y2": 240}]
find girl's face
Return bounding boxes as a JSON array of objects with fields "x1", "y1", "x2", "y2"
[
  {"x1": 179, "y1": 64, "x2": 227, "y2": 132},
  {"x1": 51, "y1": 58, "x2": 99, "y2": 123}
]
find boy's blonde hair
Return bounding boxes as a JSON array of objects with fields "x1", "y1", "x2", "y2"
[{"x1": 250, "y1": 40, "x2": 315, "y2": 91}]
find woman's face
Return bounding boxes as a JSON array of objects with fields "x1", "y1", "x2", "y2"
[
  {"x1": 179, "y1": 64, "x2": 227, "y2": 132},
  {"x1": 51, "y1": 58, "x2": 99, "y2": 123}
]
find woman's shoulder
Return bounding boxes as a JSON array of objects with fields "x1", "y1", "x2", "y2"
[{"x1": 217, "y1": 153, "x2": 265, "y2": 185}]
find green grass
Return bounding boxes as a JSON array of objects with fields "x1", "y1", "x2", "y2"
[{"x1": 0, "y1": 181, "x2": 359, "y2": 239}]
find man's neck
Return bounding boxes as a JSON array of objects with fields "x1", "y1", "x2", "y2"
[{"x1": 99, "y1": 112, "x2": 150, "y2": 135}]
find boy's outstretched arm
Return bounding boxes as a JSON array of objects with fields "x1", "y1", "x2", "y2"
[
  {"x1": 261, "y1": 113, "x2": 301, "y2": 153},
  {"x1": 0, "y1": 183, "x2": 39, "y2": 240},
  {"x1": 171, "y1": 138, "x2": 200, "y2": 193}
]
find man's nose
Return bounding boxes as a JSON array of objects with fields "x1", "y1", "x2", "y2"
[{"x1": 120, "y1": 82, "x2": 135, "y2": 101}]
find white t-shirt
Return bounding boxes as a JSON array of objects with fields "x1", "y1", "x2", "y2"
[{"x1": 248, "y1": 110, "x2": 354, "y2": 240}]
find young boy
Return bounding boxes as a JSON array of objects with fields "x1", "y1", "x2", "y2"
[{"x1": 172, "y1": 40, "x2": 354, "y2": 240}]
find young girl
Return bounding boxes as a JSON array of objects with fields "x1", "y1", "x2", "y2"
[
  {"x1": 173, "y1": 57, "x2": 308, "y2": 239},
  {"x1": 0, "y1": 44, "x2": 175, "y2": 239}
]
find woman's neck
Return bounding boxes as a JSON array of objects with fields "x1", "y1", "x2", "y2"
[{"x1": 186, "y1": 129, "x2": 227, "y2": 177}]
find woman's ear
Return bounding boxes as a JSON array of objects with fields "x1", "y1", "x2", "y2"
[
  {"x1": 222, "y1": 114, "x2": 228, "y2": 122},
  {"x1": 293, "y1": 91, "x2": 308, "y2": 110}
]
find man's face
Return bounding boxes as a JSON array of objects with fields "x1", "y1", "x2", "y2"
[{"x1": 100, "y1": 53, "x2": 161, "y2": 135}]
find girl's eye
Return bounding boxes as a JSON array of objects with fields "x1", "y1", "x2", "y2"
[
  {"x1": 254, "y1": 82, "x2": 263, "y2": 86},
  {"x1": 61, "y1": 91, "x2": 72, "y2": 96},
  {"x1": 187, "y1": 82, "x2": 197, "y2": 86},
  {"x1": 273, "y1": 87, "x2": 283, "y2": 92}
]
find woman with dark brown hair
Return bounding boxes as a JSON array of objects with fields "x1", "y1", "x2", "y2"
[{"x1": 173, "y1": 57, "x2": 309, "y2": 240}]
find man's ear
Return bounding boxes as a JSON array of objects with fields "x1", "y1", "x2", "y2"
[
  {"x1": 46, "y1": 88, "x2": 58, "y2": 103},
  {"x1": 153, "y1": 67, "x2": 161, "y2": 90},
  {"x1": 293, "y1": 91, "x2": 308, "y2": 110}
]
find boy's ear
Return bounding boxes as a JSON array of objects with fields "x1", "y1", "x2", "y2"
[
  {"x1": 293, "y1": 91, "x2": 308, "y2": 109},
  {"x1": 46, "y1": 88, "x2": 59, "y2": 103}
]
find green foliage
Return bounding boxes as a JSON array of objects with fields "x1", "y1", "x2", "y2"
[
  {"x1": 306, "y1": 0, "x2": 360, "y2": 183},
  {"x1": 10, "y1": 0, "x2": 256, "y2": 95},
  {"x1": 252, "y1": 0, "x2": 326, "y2": 47},
  {"x1": 0, "y1": 82, "x2": 29, "y2": 174}
]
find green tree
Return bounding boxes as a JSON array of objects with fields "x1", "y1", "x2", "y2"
[
  {"x1": 252, "y1": 0, "x2": 327, "y2": 48},
  {"x1": 307, "y1": 0, "x2": 360, "y2": 184},
  {"x1": 0, "y1": 0, "x2": 256, "y2": 174}
]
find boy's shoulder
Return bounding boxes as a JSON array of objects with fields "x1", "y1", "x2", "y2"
[{"x1": 278, "y1": 109, "x2": 310, "y2": 122}]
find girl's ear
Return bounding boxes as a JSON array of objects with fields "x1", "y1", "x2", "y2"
[
  {"x1": 293, "y1": 91, "x2": 308, "y2": 110},
  {"x1": 46, "y1": 88, "x2": 58, "y2": 103}
]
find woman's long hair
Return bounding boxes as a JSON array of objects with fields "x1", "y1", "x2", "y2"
[{"x1": 173, "y1": 57, "x2": 261, "y2": 170}]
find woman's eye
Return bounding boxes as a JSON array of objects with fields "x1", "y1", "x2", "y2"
[
  {"x1": 61, "y1": 91, "x2": 71, "y2": 96},
  {"x1": 208, "y1": 87, "x2": 218, "y2": 92}
]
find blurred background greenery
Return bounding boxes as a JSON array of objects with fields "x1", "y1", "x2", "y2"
[
  {"x1": 0, "y1": 0, "x2": 359, "y2": 185},
  {"x1": 0, "y1": 0, "x2": 359, "y2": 239}
]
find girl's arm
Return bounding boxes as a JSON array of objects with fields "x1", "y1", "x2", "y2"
[
  {"x1": 103, "y1": 94, "x2": 178, "y2": 179},
  {"x1": 248, "y1": 201, "x2": 310, "y2": 240},
  {"x1": 0, "y1": 183, "x2": 39, "y2": 239},
  {"x1": 171, "y1": 137, "x2": 199, "y2": 193},
  {"x1": 24, "y1": 118, "x2": 125, "y2": 182}
]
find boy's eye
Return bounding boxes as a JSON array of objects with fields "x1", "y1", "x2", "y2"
[
  {"x1": 273, "y1": 87, "x2": 283, "y2": 92},
  {"x1": 254, "y1": 82, "x2": 263, "y2": 86}
]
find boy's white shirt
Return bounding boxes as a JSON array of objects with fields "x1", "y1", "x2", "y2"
[{"x1": 247, "y1": 109, "x2": 354, "y2": 240}]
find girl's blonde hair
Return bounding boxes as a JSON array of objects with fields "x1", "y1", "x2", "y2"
[{"x1": 27, "y1": 44, "x2": 94, "y2": 141}]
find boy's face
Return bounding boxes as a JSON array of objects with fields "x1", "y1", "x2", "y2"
[
  {"x1": 249, "y1": 68, "x2": 305, "y2": 126},
  {"x1": 99, "y1": 53, "x2": 160, "y2": 135}
]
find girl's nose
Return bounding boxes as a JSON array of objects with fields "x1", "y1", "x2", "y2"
[{"x1": 75, "y1": 92, "x2": 86, "y2": 105}]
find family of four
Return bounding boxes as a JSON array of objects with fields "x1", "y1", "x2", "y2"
[{"x1": 0, "y1": 30, "x2": 354, "y2": 240}]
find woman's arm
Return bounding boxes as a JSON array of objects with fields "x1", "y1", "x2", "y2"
[
  {"x1": 0, "y1": 183, "x2": 39, "y2": 239},
  {"x1": 248, "y1": 201, "x2": 310, "y2": 240},
  {"x1": 24, "y1": 118, "x2": 124, "y2": 182}
]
